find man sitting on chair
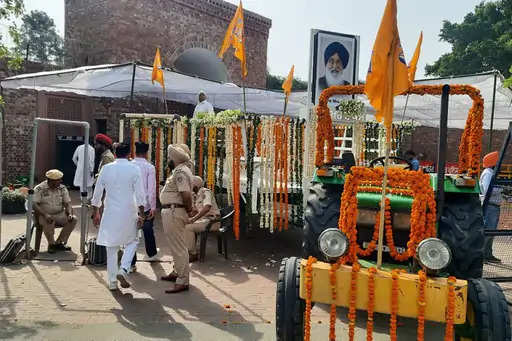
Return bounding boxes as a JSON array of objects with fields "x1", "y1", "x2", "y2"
[
  {"x1": 184, "y1": 176, "x2": 220, "y2": 262},
  {"x1": 33, "y1": 169, "x2": 77, "y2": 253}
]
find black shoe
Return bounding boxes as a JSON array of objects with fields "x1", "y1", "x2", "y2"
[
  {"x1": 47, "y1": 244, "x2": 58, "y2": 254},
  {"x1": 485, "y1": 255, "x2": 502, "y2": 263},
  {"x1": 55, "y1": 243, "x2": 71, "y2": 251}
]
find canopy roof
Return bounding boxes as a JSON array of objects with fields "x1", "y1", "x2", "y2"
[
  {"x1": 0, "y1": 62, "x2": 304, "y2": 116},
  {"x1": 2, "y1": 64, "x2": 511, "y2": 129}
]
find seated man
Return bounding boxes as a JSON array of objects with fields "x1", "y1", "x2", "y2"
[
  {"x1": 184, "y1": 176, "x2": 220, "y2": 262},
  {"x1": 33, "y1": 169, "x2": 77, "y2": 253}
]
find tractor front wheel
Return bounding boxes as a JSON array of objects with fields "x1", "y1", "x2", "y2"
[
  {"x1": 276, "y1": 257, "x2": 305, "y2": 341},
  {"x1": 456, "y1": 278, "x2": 511, "y2": 341}
]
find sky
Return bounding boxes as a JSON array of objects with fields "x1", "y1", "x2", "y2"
[{"x1": 10, "y1": 0, "x2": 486, "y2": 81}]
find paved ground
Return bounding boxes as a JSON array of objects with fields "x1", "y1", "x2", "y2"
[{"x1": 0, "y1": 193, "x2": 475, "y2": 340}]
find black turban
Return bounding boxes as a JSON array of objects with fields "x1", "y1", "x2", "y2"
[{"x1": 324, "y1": 42, "x2": 349, "y2": 69}]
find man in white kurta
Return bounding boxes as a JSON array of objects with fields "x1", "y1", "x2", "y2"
[
  {"x1": 91, "y1": 143, "x2": 145, "y2": 290},
  {"x1": 72, "y1": 142, "x2": 95, "y2": 198}
]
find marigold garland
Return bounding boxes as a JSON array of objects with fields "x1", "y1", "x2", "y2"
[
  {"x1": 232, "y1": 125, "x2": 243, "y2": 240},
  {"x1": 284, "y1": 118, "x2": 290, "y2": 231},
  {"x1": 390, "y1": 269, "x2": 401, "y2": 341},
  {"x1": 273, "y1": 121, "x2": 281, "y2": 230},
  {"x1": 367, "y1": 267, "x2": 377, "y2": 341},
  {"x1": 304, "y1": 256, "x2": 317, "y2": 341},
  {"x1": 329, "y1": 262, "x2": 341, "y2": 341},
  {"x1": 316, "y1": 85, "x2": 484, "y2": 176},
  {"x1": 339, "y1": 167, "x2": 437, "y2": 262},
  {"x1": 444, "y1": 276, "x2": 456, "y2": 341},
  {"x1": 348, "y1": 262, "x2": 361, "y2": 341},
  {"x1": 417, "y1": 270, "x2": 427, "y2": 341},
  {"x1": 130, "y1": 127, "x2": 135, "y2": 159}
]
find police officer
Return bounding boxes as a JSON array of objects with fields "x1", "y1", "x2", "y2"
[
  {"x1": 33, "y1": 169, "x2": 77, "y2": 253},
  {"x1": 160, "y1": 144, "x2": 194, "y2": 293}
]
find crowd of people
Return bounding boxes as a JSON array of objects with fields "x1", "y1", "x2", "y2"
[{"x1": 33, "y1": 128, "x2": 221, "y2": 294}]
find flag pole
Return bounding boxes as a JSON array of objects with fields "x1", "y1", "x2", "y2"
[
  {"x1": 376, "y1": 37, "x2": 398, "y2": 269},
  {"x1": 242, "y1": 79, "x2": 247, "y2": 113},
  {"x1": 162, "y1": 84, "x2": 168, "y2": 115},
  {"x1": 283, "y1": 96, "x2": 288, "y2": 116}
]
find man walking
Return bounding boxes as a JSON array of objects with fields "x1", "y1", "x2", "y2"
[
  {"x1": 72, "y1": 139, "x2": 95, "y2": 199},
  {"x1": 131, "y1": 142, "x2": 158, "y2": 270},
  {"x1": 480, "y1": 151, "x2": 504, "y2": 263},
  {"x1": 91, "y1": 143, "x2": 145, "y2": 290},
  {"x1": 160, "y1": 144, "x2": 194, "y2": 293}
]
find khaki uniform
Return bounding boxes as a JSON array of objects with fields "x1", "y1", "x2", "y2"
[
  {"x1": 98, "y1": 149, "x2": 115, "y2": 175},
  {"x1": 33, "y1": 181, "x2": 77, "y2": 245},
  {"x1": 185, "y1": 188, "x2": 221, "y2": 255},
  {"x1": 160, "y1": 163, "x2": 193, "y2": 285}
]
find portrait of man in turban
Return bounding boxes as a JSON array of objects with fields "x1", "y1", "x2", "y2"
[{"x1": 318, "y1": 41, "x2": 350, "y2": 91}]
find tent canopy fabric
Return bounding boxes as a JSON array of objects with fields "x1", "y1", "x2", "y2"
[
  {"x1": 2, "y1": 64, "x2": 511, "y2": 129},
  {"x1": 0, "y1": 62, "x2": 304, "y2": 116}
]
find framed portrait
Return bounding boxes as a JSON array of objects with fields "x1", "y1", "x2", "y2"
[{"x1": 311, "y1": 30, "x2": 360, "y2": 106}]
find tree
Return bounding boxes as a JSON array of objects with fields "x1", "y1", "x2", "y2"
[
  {"x1": 0, "y1": 0, "x2": 24, "y2": 72},
  {"x1": 425, "y1": 0, "x2": 512, "y2": 78},
  {"x1": 266, "y1": 72, "x2": 308, "y2": 91},
  {"x1": 16, "y1": 10, "x2": 64, "y2": 65}
]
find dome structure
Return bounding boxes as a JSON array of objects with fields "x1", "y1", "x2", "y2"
[{"x1": 174, "y1": 48, "x2": 228, "y2": 83}]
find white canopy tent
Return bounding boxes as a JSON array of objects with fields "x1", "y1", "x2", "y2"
[
  {"x1": 0, "y1": 62, "x2": 306, "y2": 116},
  {"x1": 290, "y1": 71, "x2": 512, "y2": 130}
]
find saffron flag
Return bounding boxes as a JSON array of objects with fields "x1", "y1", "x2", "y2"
[
  {"x1": 365, "y1": 0, "x2": 409, "y2": 136},
  {"x1": 152, "y1": 48, "x2": 165, "y2": 87},
  {"x1": 408, "y1": 31, "x2": 423, "y2": 83},
  {"x1": 218, "y1": 1, "x2": 247, "y2": 78},
  {"x1": 282, "y1": 65, "x2": 295, "y2": 98}
]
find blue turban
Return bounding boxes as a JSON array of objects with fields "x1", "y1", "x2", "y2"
[{"x1": 324, "y1": 42, "x2": 349, "y2": 69}]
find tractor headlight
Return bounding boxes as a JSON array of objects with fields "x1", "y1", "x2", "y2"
[
  {"x1": 318, "y1": 228, "x2": 349, "y2": 260},
  {"x1": 416, "y1": 238, "x2": 452, "y2": 271}
]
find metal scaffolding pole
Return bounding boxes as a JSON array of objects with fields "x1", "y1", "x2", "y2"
[{"x1": 25, "y1": 118, "x2": 90, "y2": 260}]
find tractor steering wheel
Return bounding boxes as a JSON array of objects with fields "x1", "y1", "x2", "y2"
[{"x1": 369, "y1": 156, "x2": 412, "y2": 170}]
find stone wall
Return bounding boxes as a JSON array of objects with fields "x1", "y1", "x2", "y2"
[{"x1": 64, "y1": 0, "x2": 271, "y2": 88}]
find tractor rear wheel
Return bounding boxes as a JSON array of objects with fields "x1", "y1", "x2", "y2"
[
  {"x1": 456, "y1": 278, "x2": 511, "y2": 341},
  {"x1": 303, "y1": 182, "x2": 343, "y2": 259},
  {"x1": 276, "y1": 257, "x2": 304, "y2": 341},
  {"x1": 438, "y1": 193, "x2": 484, "y2": 279}
]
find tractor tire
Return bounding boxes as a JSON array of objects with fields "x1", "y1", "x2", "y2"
[
  {"x1": 303, "y1": 182, "x2": 343, "y2": 259},
  {"x1": 276, "y1": 257, "x2": 304, "y2": 341},
  {"x1": 438, "y1": 193, "x2": 484, "y2": 279},
  {"x1": 456, "y1": 278, "x2": 511, "y2": 341}
]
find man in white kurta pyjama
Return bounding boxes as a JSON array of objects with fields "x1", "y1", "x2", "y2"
[{"x1": 91, "y1": 143, "x2": 145, "y2": 290}]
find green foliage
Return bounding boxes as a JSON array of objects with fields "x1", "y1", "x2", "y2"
[
  {"x1": 266, "y1": 72, "x2": 308, "y2": 91},
  {"x1": 0, "y1": 0, "x2": 24, "y2": 70},
  {"x1": 505, "y1": 66, "x2": 512, "y2": 88},
  {"x1": 1, "y1": 187, "x2": 26, "y2": 214},
  {"x1": 426, "y1": 0, "x2": 512, "y2": 78},
  {"x1": 15, "y1": 10, "x2": 64, "y2": 65},
  {"x1": 335, "y1": 100, "x2": 365, "y2": 121}
]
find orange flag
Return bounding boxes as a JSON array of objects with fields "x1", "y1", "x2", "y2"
[
  {"x1": 218, "y1": 1, "x2": 247, "y2": 78},
  {"x1": 408, "y1": 31, "x2": 423, "y2": 83},
  {"x1": 365, "y1": 0, "x2": 409, "y2": 138},
  {"x1": 282, "y1": 65, "x2": 295, "y2": 98},
  {"x1": 152, "y1": 48, "x2": 165, "y2": 87}
]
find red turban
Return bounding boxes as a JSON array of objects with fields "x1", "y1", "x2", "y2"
[
  {"x1": 483, "y1": 151, "x2": 499, "y2": 168},
  {"x1": 95, "y1": 133, "x2": 113, "y2": 146}
]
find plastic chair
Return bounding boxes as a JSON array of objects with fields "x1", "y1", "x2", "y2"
[{"x1": 198, "y1": 206, "x2": 235, "y2": 262}]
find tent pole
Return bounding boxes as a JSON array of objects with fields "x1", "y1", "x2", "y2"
[
  {"x1": 130, "y1": 62, "x2": 136, "y2": 109},
  {"x1": 488, "y1": 71, "x2": 497, "y2": 153}
]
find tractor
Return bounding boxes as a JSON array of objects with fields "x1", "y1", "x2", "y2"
[{"x1": 276, "y1": 84, "x2": 511, "y2": 340}]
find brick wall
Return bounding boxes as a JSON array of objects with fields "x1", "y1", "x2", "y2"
[{"x1": 64, "y1": 0, "x2": 271, "y2": 88}]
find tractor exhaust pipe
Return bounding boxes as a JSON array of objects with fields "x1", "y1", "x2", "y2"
[{"x1": 436, "y1": 85, "x2": 450, "y2": 220}]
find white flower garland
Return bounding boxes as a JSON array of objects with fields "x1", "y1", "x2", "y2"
[
  {"x1": 259, "y1": 119, "x2": 268, "y2": 229},
  {"x1": 268, "y1": 118, "x2": 276, "y2": 232},
  {"x1": 225, "y1": 125, "x2": 233, "y2": 206},
  {"x1": 190, "y1": 123, "x2": 197, "y2": 165}
]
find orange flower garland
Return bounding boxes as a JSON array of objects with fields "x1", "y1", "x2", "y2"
[
  {"x1": 367, "y1": 267, "x2": 377, "y2": 341},
  {"x1": 329, "y1": 262, "x2": 340, "y2": 341},
  {"x1": 348, "y1": 262, "x2": 361, "y2": 341},
  {"x1": 273, "y1": 121, "x2": 281, "y2": 229},
  {"x1": 315, "y1": 84, "x2": 484, "y2": 176},
  {"x1": 130, "y1": 127, "x2": 135, "y2": 158},
  {"x1": 279, "y1": 120, "x2": 285, "y2": 231},
  {"x1": 444, "y1": 276, "x2": 456, "y2": 341},
  {"x1": 390, "y1": 269, "x2": 401, "y2": 341},
  {"x1": 232, "y1": 125, "x2": 242, "y2": 240},
  {"x1": 284, "y1": 118, "x2": 290, "y2": 231},
  {"x1": 339, "y1": 167, "x2": 437, "y2": 263},
  {"x1": 304, "y1": 256, "x2": 317, "y2": 341},
  {"x1": 417, "y1": 270, "x2": 427, "y2": 341},
  {"x1": 256, "y1": 124, "x2": 262, "y2": 156}
]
